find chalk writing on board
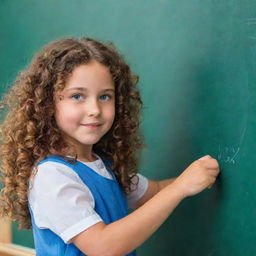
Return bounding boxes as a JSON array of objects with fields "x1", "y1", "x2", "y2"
[
  {"x1": 246, "y1": 17, "x2": 256, "y2": 25},
  {"x1": 218, "y1": 145, "x2": 240, "y2": 164},
  {"x1": 247, "y1": 17, "x2": 256, "y2": 39}
]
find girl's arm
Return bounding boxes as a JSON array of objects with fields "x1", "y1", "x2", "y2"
[
  {"x1": 71, "y1": 155, "x2": 219, "y2": 256},
  {"x1": 158, "y1": 177, "x2": 176, "y2": 190},
  {"x1": 132, "y1": 178, "x2": 176, "y2": 209},
  {"x1": 72, "y1": 182, "x2": 183, "y2": 256}
]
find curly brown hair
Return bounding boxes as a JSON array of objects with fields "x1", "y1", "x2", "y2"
[{"x1": 0, "y1": 37, "x2": 144, "y2": 230}]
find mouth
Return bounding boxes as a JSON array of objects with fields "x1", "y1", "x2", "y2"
[
  {"x1": 81, "y1": 122, "x2": 101, "y2": 126},
  {"x1": 80, "y1": 123, "x2": 101, "y2": 129}
]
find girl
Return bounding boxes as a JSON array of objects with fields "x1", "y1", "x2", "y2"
[{"x1": 0, "y1": 37, "x2": 219, "y2": 256}]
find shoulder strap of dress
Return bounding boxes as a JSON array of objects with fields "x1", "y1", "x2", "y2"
[{"x1": 37, "y1": 155, "x2": 71, "y2": 166}]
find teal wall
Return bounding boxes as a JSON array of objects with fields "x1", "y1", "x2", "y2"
[{"x1": 1, "y1": 1, "x2": 256, "y2": 255}]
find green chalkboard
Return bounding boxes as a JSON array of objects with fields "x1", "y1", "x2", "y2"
[{"x1": 1, "y1": 0, "x2": 256, "y2": 255}]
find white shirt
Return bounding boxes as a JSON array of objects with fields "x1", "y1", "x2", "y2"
[{"x1": 28, "y1": 155, "x2": 148, "y2": 244}]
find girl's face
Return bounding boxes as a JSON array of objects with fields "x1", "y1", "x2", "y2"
[{"x1": 55, "y1": 60, "x2": 115, "y2": 154}]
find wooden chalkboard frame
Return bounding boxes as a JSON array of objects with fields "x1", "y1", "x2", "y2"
[{"x1": 0, "y1": 218, "x2": 35, "y2": 256}]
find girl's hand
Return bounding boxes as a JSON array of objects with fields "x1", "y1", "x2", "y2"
[{"x1": 172, "y1": 155, "x2": 220, "y2": 198}]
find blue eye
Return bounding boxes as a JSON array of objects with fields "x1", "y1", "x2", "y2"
[
  {"x1": 100, "y1": 94, "x2": 111, "y2": 101},
  {"x1": 71, "y1": 93, "x2": 84, "y2": 101}
]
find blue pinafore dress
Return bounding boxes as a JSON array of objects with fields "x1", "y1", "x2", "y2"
[{"x1": 29, "y1": 155, "x2": 136, "y2": 256}]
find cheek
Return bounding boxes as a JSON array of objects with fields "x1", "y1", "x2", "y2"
[{"x1": 55, "y1": 104, "x2": 82, "y2": 129}]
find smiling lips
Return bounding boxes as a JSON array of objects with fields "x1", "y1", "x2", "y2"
[{"x1": 81, "y1": 123, "x2": 101, "y2": 129}]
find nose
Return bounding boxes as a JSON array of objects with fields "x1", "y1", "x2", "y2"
[{"x1": 87, "y1": 98, "x2": 100, "y2": 117}]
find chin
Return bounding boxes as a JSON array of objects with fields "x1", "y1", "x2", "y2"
[{"x1": 80, "y1": 137, "x2": 102, "y2": 145}]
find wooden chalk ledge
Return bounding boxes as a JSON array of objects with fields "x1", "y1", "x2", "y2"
[{"x1": 0, "y1": 243, "x2": 35, "y2": 256}]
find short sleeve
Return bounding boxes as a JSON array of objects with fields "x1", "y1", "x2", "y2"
[
  {"x1": 126, "y1": 173, "x2": 149, "y2": 208},
  {"x1": 28, "y1": 161, "x2": 103, "y2": 244}
]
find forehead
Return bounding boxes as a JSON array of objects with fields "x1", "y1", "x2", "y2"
[{"x1": 64, "y1": 61, "x2": 115, "y2": 91}]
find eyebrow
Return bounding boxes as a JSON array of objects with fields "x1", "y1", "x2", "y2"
[{"x1": 65, "y1": 87, "x2": 115, "y2": 92}]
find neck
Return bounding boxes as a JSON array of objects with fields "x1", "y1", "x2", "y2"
[
  {"x1": 61, "y1": 133, "x2": 97, "y2": 162},
  {"x1": 78, "y1": 153, "x2": 97, "y2": 162},
  {"x1": 74, "y1": 144, "x2": 97, "y2": 162}
]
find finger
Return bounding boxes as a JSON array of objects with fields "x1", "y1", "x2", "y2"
[
  {"x1": 204, "y1": 159, "x2": 219, "y2": 169},
  {"x1": 207, "y1": 177, "x2": 216, "y2": 188},
  {"x1": 207, "y1": 168, "x2": 220, "y2": 177},
  {"x1": 198, "y1": 155, "x2": 212, "y2": 161}
]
